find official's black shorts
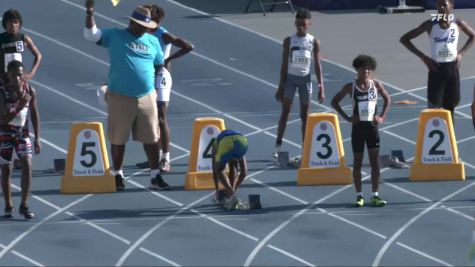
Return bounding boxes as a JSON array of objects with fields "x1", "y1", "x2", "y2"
[
  {"x1": 351, "y1": 122, "x2": 379, "y2": 154},
  {"x1": 427, "y1": 61, "x2": 460, "y2": 110}
]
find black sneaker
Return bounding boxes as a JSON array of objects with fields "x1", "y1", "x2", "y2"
[
  {"x1": 115, "y1": 174, "x2": 125, "y2": 191},
  {"x1": 136, "y1": 161, "x2": 149, "y2": 169},
  {"x1": 150, "y1": 174, "x2": 170, "y2": 190},
  {"x1": 19, "y1": 204, "x2": 34, "y2": 219},
  {"x1": 4, "y1": 206, "x2": 13, "y2": 218}
]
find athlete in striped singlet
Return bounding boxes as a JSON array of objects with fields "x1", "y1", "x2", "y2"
[{"x1": 0, "y1": 60, "x2": 41, "y2": 219}]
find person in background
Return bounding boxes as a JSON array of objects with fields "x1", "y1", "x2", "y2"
[
  {"x1": 273, "y1": 8, "x2": 324, "y2": 165},
  {"x1": 136, "y1": 4, "x2": 194, "y2": 172}
]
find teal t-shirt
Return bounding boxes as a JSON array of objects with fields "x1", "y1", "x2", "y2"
[{"x1": 99, "y1": 28, "x2": 164, "y2": 97}]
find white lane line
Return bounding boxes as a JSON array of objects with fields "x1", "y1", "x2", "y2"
[
  {"x1": 189, "y1": 208, "x2": 259, "y2": 242},
  {"x1": 250, "y1": 178, "x2": 308, "y2": 205},
  {"x1": 396, "y1": 242, "x2": 453, "y2": 267},
  {"x1": 0, "y1": 194, "x2": 92, "y2": 259},
  {"x1": 372, "y1": 182, "x2": 475, "y2": 267},
  {"x1": 267, "y1": 245, "x2": 316, "y2": 267},
  {"x1": 444, "y1": 207, "x2": 474, "y2": 221},
  {"x1": 0, "y1": 243, "x2": 44, "y2": 267},
  {"x1": 382, "y1": 130, "x2": 417, "y2": 145},
  {"x1": 457, "y1": 135, "x2": 475, "y2": 144},
  {"x1": 30, "y1": 80, "x2": 107, "y2": 116},
  {"x1": 139, "y1": 247, "x2": 181, "y2": 267},
  {"x1": 324, "y1": 211, "x2": 387, "y2": 239}
]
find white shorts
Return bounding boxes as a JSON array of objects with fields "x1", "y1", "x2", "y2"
[{"x1": 156, "y1": 68, "x2": 172, "y2": 102}]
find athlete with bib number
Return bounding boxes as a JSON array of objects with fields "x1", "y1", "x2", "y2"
[
  {"x1": 0, "y1": 9, "x2": 42, "y2": 85},
  {"x1": 273, "y1": 8, "x2": 324, "y2": 163},
  {"x1": 135, "y1": 4, "x2": 194, "y2": 173},
  {"x1": 331, "y1": 55, "x2": 390, "y2": 207},
  {"x1": 400, "y1": 0, "x2": 474, "y2": 124}
]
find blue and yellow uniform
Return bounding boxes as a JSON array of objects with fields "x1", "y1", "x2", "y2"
[{"x1": 214, "y1": 130, "x2": 248, "y2": 167}]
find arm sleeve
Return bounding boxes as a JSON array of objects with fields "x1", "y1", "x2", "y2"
[{"x1": 83, "y1": 25, "x2": 102, "y2": 42}]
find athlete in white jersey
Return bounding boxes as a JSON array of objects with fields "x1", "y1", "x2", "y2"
[
  {"x1": 136, "y1": 4, "x2": 194, "y2": 173},
  {"x1": 400, "y1": 0, "x2": 474, "y2": 123},
  {"x1": 273, "y1": 8, "x2": 324, "y2": 161},
  {"x1": 332, "y1": 55, "x2": 390, "y2": 208}
]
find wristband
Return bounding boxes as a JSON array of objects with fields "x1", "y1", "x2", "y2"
[{"x1": 86, "y1": 9, "x2": 94, "y2": 15}]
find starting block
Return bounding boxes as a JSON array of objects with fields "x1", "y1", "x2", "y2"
[
  {"x1": 297, "y1": 113, "x2": 352, "y2": 185},
  {"x1": 410, "y1": 109, "x2": 465, "y2": 181},
  {"x1": 391, "y1": 150, "x2": 406, "y2": 163},
  {"x1": 54, "y1": 158, "x2": 66, "y2": 173},
  {"x1": 248, "y1": 194, "x2": 262, "y2": 210},
  {"x1": 275, "y1": 151, "x2": 289, "y2": 166}
]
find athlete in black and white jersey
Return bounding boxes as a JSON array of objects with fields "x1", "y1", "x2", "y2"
[
  {"x1": 0, "y1": 9, "x2": 42, "y2": 84},
  {"x1": 273, "y1": 8, "x2": 324, "y2": 160},
  {"x1": 400, "y1": 0, "x2": 474, "y2": 123},
  {"x1": 331, "y1": 55, "x2": 390, "y2": 207}
]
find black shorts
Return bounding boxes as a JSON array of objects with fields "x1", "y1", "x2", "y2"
[
  {"x1": 427, "y1": 61, "x2": 460, "y2": 110},
  {"x1": 351, "y1": 122, "x2": 380, "y2": 154}
]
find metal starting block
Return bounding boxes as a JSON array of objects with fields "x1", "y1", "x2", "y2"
[
  {"x1": 391, "y1": 150, "x2": 406, "y2": 163},
  {"x1": 54, "y1": 158, "x2": 66, "y2": 173},
  {"x1": 276, "y1": 151, "x2": 289, "y2": 166},
  {"x1": 248, "y1": 194, "x2": 262, "y2": 210}
]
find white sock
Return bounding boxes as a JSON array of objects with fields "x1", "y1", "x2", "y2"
[
  {"x1": 357, "y1": 192, "x2": 363, "y2": 197},
  {"x1": 373, "y1": 192, "x2": 379, "y2": 197},
  {"x1": 162, "y1": 152, "x2": 170, "y2": 162},
  {"x1": 274, "y1": 145, "x2": 281, "y2": 153},
  {"x1": 150, "y1": 168, "x2": 160, "y2": 178},
  {"x1": 159, "y1": 149, "x2": 162, "y2": 160},
  {"x1": 110, "y1": 169, "x2": 123, "y2": 177}
]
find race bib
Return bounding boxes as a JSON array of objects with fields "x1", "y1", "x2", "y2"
[
  {"x1": 4, "y1": 53, "x2": 22, "y2": 73},
  {"x1": 9, "y1": 106, "x2": 28, "y2": 127},
  {"x1": 435, "y1": 43, "x2": 455, "y2": 62},
  {"x1": 358, "y1": 100, "x2": 376, "y2": 121},
  {"x1": 290, "y1": 50, "x2": 311, "y2": 69}
]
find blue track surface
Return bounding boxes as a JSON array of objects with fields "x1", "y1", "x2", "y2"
[{"x1": 0, "y1": 1, "x2": 474, "y2": 266}]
